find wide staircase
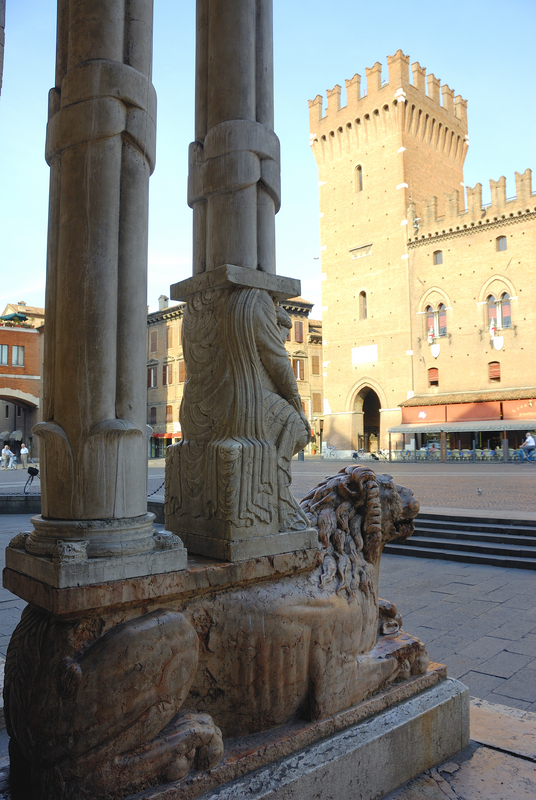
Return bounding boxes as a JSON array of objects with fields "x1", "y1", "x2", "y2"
[{"x1": 384, "y1": 513, "x2": 536, "y2": 570}]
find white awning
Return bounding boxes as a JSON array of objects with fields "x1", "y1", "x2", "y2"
[
  {"x1": 388, "y1": 419, "x2": 536, "y2": 434},
  {"x1": 0, "y1": 431, "x2": 9, "y2": 439},
  {"x1": 9, "y1": 430, "x2": 22, "y2": 441}
]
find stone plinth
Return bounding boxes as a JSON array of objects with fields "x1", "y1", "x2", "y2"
[
  {"x1": 124, "y1": 672, "x2": 468, "y2": 800},
  {"x1": 166, "y1": 267, "x2": 317, "y2": 562}
]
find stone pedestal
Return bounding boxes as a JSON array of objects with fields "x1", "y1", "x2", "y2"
[
  {"x1": 165, "y1": 266, "x2": 317, "y2": 561},
  {"x1": 188, "y1": 678, "x2": 470, "y2": 800}
]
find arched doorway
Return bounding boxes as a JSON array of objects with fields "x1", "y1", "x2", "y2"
[{"x1": 353, "y1": 387, "x2": 381, "y2": 452}]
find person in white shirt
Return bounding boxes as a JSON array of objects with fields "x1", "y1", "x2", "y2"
[
  {"x1": 1, "y1": 445, "x2": 9, "y2": 470},
  {"x1": 20, "y1": 443, "x2": 29, "y2": 469},
  {"x1": 521, "y1": 432, "x2": 535, "y2": 454}
]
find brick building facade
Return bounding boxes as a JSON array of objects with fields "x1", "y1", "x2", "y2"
[
  {"x1": 0, "y1": 303, "x2": 44, "y2": 458},
  {"x1": 309, "y1": 50, "x2": 536, "y2": 456},
  {"x1": 147, "y1": 296, "x2": 323, "y2": 457}
]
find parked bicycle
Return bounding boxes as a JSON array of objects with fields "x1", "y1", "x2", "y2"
[{"x1": 325, "y1": 444, "x2": 341, "y2": 458}]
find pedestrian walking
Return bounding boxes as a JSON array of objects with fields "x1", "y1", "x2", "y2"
[
  {"x1": 20, "y1": 443, "x2": 29, "y2": 469},
  {"x1": 1, "y1": 445, "x2": 10, "y2": 470}
]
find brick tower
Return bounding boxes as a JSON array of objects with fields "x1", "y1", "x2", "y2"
[{"x1": 309, "y1": 50, "x2": 468, "y2": 450}]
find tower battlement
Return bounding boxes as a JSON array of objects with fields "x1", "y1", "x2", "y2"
[
  {"x1": 407, "y1": 169, "x2": 535, "y2": 241},
  {"x1": 309, "y1": 50, "x2": 468, "y2": 158}
]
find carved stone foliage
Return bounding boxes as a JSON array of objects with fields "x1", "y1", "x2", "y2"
[
  {"x1": 165, "y1": 287, "x2": 313, "y2": 558},
  {"x1": 5, "y1": 608, "x2": 223, "y2": 800}
]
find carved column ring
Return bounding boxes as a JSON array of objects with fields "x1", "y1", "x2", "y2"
[
  {"x1": 45, "y1": 61, "x2": 157, "y2": 169},
  {"x1": 61, "y1": 60, "x2": 157, "y2": 119},
  {"x1": 204, "y1": 120, "x2": 280, "y2": 163}
]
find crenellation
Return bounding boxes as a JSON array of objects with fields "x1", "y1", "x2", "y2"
[
  {"x1": 411, "y1": 61, "x2": 426, "y2": 92},
  {"x1": 345, "y1": 73, "x2": 361, "y2": 112},
  {"x1": 308, "y1": 52, "x2": 467, "y2": 148},
  {"x1": 444, "y1": 189, "x2": 461, "y2": 220},
  {"x1": 490, "y1": 176, "x2": 507, "y2": 210},
  {"x1": 365, "y1": 62, "x2": 382, "y2": 94},
  {"x1": 466, "y1": 183, "x2": 483, "y2": 218},
  {"x1": 326, "y1": 84, "x2": 341, "y2": 115},
  {"x1": 409, "y1": 172, "x2": 536, "y2": 240},
  {"x1": 454, "y1": 95, "x2": 467, "y2": 124},
  {"x1": 308, "y1": 94, "x2": 323, "y2": 129},
  {"x1": 515, "y1": 168, "x2": 532, "y2": 203},
  {"x1": 427, "y1": 73, "x2": 440, "y2": 104},
  {"x1": 387, "y1": 49, "x2": 410, "y2": 87},
  {"x1": 441, "y1": 84, "x2": 454, "y2": 113}
]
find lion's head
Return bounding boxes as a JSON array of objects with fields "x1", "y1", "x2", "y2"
[{"x1": 300, "y1": 466, "x2": 419, "y2": 598}]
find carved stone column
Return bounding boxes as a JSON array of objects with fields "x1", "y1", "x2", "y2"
[
  {"x1": 165, "y1": 0, "x2": 317, "y2": 560},
  {"x1": 5, "y1": 0, "x2": 186, "y2": 587}
]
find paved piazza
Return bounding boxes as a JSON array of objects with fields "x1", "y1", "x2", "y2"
[{"x1": 0, "y1": 456, "x2": 535, "y2": 712}]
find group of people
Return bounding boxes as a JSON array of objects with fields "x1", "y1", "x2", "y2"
[{"x1": 1, "y1": 443, "x2": 29, "y2": 471}]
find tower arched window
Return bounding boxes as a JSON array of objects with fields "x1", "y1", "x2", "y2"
[
  {"x1": 426, "y1": 303, "x2": 447, "y2": 340},
  {"x1": 355, "y1": 165, "x2": 363, "y2": 193},
  {"x1": 359, "y1": 291, "x2": 367, "y2": 319},
  {"x1": 496, "y1": 236, "x2": 507, "y2": 252},
  {"x1": 433, "y1": 250, "x2": 443, "y2": 265},
  {"x1": 428, "y1": 368, "x2": 439, "y2": 387},
  {"x1": 487, "y1": 293, "x2": 511, "y2": 330}
]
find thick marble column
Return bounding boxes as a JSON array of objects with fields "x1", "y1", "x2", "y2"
[
  {"x1": 166, "y1": 0, "x2": 316, "y2": 560},
  {"x1": 6, "y1": 0, "x2": 185, "y2": 587}
]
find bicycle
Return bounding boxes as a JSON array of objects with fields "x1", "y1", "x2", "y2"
[
  {"x1": 325, "y1": 445, "x2": 340, "y2": 458},
  {"x1": 352, "y1": 449, "x2": 366, "y2": 462},
  {"x1": 24, "y1": 466, "x2": 40, "y2": 494},
  {"x1": 512, "y1": 448, "x2": 536, "y2": 463}
]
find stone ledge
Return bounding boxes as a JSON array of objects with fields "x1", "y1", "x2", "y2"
[
  {"x1": 171, "y1": 264, "x2": 301, "y2": 302},
  {"x1": 129, "y1": 670, "x2": 468, "y2": 800},
  {"x1": 179, "y1": 528, "x2": 318, "y2": 561},
  {"x1": 3, "y1": 548, "x2": 319, "y2": 618},
  {"x1": 5, "y1": 544, "x2": 188, "y2": 590}
]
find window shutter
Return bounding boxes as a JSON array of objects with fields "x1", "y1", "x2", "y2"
[
  {"x1": 489, "y1": 362, "x2": 500, "y2": 381},
  {"x1": 294, "y1": 321, "x2": 303, "y2": 343},
  {"x1": 311, "y1": 355, "x2": 320, "y2": 375},
  {"x1": 150, "y1": 330, "x2": 157, "y2": 352},
  {"x1": 428, "y1": 368, "x2": 439, "y2": 386},
  {"x1": 312, "y1": 393, "x2": 322, "y2": 413},
  {"x1": 178, "y1": 360, "x2": 186, "y2": 383}
]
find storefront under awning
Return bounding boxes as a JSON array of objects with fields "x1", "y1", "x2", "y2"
[
  {"x1": 388, "y1": 419, "x2": 536, "y2": 434},
  {"x1": 389, "y1": 419, "x2": 536, "y2": 434}
]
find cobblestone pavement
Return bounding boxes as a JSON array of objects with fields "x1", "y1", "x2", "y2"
[{"x1": 141, "y1": 458, "x2": 536, "y2": 517}]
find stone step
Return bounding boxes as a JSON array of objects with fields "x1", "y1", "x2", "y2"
[
  {"x1": 396, "y1": 535, "x2": 536, "y2": 559},
  {"x1": 416, "y1": 514, "x2": 536, "y2": 536},
  {"x1": 383, "y1": 542, "x2": 536, "y2": 571},
  {"x1": 414, "y1": 526, "x2": 536, "y2": 547}
]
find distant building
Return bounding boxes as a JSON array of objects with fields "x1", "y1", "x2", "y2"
[
  {"x1": 0, "y1": 303, "x2": 44, "y2": 458},
  {"x1": 309, "y1": 50, "x2": 536, "y2": 455},
  {"x1": 147, "y1": 295, "x2": 323, "y2": 458}
]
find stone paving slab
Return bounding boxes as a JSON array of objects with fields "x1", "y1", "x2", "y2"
[{"x1": 385, "y1": 744, "x2": 536, "y2": 800}]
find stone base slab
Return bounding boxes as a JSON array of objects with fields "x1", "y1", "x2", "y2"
[
  {"x1": 171, "y1": 263, "x2": 301, "y2": 302},
  {"x1": 5, "y1": 544, "x2": 188, "y2": 589},
  {"x1": 3, "y1": 548, "x2": 319, "y2": 616},
  {"x1": 126, "y1": 668, "x2": 468, "y2": 800},
  {"x1": 178, "y1": 527, "x2": 318, "y2": 561}
]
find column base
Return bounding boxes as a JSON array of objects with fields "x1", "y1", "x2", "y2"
[{"x1": 6, "y1": 515, "x2": 187, "y2": 588}]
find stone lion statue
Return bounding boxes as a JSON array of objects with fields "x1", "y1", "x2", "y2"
[{"x1": 5, "y1": 466, "x2": 428, "y2": 799}]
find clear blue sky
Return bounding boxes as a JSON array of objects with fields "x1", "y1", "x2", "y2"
[{"x1": 1, "y1": 1, "x2": 534, "y2": 317}]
